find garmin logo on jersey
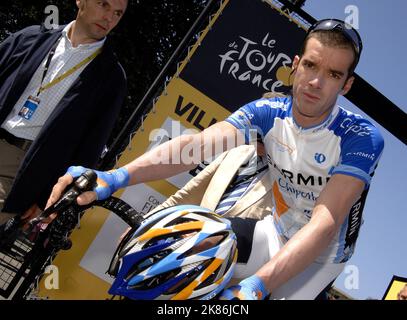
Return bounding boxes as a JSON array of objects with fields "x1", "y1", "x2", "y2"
[
  {"x1": 348, "y1": 201, "x2": 362, "y2": 237},
  {"x1": 346, "y1": 151, "x2": 375, "y2": 161},
  {"x1": 267, "y1": 154, "x2": 329, "y2": 186},
  {"x1": 343, "y1": 189, "x2": 368, "y2": 254},
  {"x1": 340, "y1": 118, "x2": 371, "y2": 136}
]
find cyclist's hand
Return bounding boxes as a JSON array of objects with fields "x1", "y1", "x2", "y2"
[
  {"x1": 218, "y1": 275, "x2": 269, "y2": 300},
  {"x1": 46, "y1": 166, "x2": 130, "y2": 208}
]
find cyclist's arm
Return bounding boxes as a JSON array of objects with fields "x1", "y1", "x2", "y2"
[
  {"x1": 123, "y1": 121, "x2": 242, "y2": 185},
  {"x1": 255, "y1": 174, "x2": 365, "y2": 293},
  {"x1": 47, "y1": 121, "x2": 242, "y2": 207}
]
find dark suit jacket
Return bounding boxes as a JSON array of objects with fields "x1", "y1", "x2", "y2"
[{"x1": 0, "y1": 24, "x2": 127, "y2": 213}]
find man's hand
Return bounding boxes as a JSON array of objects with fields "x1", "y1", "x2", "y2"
[
  {"x1": 219, "y1": 275, "x2": 269, "y2": 300},
  {"x1": 21, "y1": 203, "x2": 54, "y2": 229},
  {"x1": 46, "y1": 166, "x2": 130, "y2": 209},
  {"x1": 21, "y1": 203, "x2": 42, "y2": 221}
]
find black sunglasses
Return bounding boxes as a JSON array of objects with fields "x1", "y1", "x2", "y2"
[{"x1": 307, "y1": 19, "x2": 363, "y2": 62}]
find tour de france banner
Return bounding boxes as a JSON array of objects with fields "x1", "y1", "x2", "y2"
[
  {"x1": 382, "y1": 275, "x2": 407, "y2": 300},
  {"x1": 38, "y1": 0, "x2": 306, "y2": 299}
]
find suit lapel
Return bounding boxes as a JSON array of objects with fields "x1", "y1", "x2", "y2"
[
  {"x1": 4, "y1": 26, "x2": 63, "y2": 112},
  {"x1": 200, "y1": 145, "x2": 255, "y2": 211},
  {"x1": 227, "y1": 170, "x2": 272, "y2": 216}
]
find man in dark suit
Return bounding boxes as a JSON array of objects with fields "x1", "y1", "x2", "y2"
[{"x1": 0, "y1": 0, "x2": 128, "y2": 224}]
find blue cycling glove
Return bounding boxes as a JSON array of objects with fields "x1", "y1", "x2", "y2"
[
  {"x1": 219, "y1": 274, "x2": 269, "y2": 300},
  {"x1": 67, "y1": 166, "x2": 130, "y2": 200}
]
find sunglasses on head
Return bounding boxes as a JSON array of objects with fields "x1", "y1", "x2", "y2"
[{"x1": 307, "y1": 19, "x2": 363, "y2": 62}]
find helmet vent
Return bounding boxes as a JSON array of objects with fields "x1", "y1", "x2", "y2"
[{"x1": 129, "y1": 268, "x2": 182, "y2": 290}]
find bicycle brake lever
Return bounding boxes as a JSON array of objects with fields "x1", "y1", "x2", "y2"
[{"x1": 26, "y1": 170, "x2": 97, "y2": 231}]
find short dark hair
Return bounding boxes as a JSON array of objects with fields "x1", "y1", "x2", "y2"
[{"x1": 299, "y1": 30, "x2": 358, "y2": 77}]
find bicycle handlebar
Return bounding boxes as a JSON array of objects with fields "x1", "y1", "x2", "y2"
[
  {"x1": 0, "y1": 170, "x2": 143, "y2": 251},
  {"x1": 26, "y1": 170, "x2": 97, "y2": 232}
]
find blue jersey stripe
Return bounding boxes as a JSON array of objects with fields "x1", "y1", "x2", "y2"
[{"x1": 332, "y1": 164, "x2": 372, "y2": 185}]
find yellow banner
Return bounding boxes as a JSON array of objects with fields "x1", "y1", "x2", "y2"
[
  {"x1": 383, "y1": 275, "x2": 407, "y2": 300},
  {"x1": 38, "y1": 77, "x2": 230, "y2": 299}
]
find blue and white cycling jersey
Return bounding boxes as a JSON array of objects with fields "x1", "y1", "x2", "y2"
[{"x1": 226, "y1": 96, "x2": 384, "y2": 263}]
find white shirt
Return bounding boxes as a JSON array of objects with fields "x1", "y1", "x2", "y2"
[{"x1": 1, "y1": 21, "x2": 105, "y2": 141}]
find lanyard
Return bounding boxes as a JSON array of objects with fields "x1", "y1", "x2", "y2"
[{"x1": 36, "y1": 38, "x2": 102, "y2": 96}]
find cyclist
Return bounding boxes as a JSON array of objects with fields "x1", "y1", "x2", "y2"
[{"x1": 47, "y1": 19, "x2": 384, "y2": 299}]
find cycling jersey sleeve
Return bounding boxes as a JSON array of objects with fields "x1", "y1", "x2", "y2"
[
  {"x1": 332, "y1": 119, "x2": 384, "y2": 187},
  {"x1": 225, "y1": 97, "x2": 290, "y2": 144}
]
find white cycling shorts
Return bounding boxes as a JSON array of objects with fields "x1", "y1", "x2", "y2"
[{"x1": 230, "y1": 214, "x2": 346, "y2": 300}]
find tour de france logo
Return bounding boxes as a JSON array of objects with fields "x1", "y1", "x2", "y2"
[{"x1": 218, "y1": 33, "x2": 294, "y2": 92}]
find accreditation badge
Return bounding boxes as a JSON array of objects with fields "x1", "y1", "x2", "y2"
[{"x1": 18, "y1": 95, "x2": 40, "y2": 120}]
